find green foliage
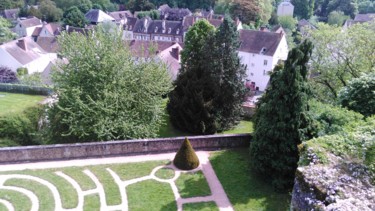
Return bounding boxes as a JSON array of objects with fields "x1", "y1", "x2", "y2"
[
  {"x1": 307, "y1": 21, "x2": 375, "y2": 101},
  {"x1": 292, "y1": 0, "x2": 315, "y2": 19},
  {"x1": 308, "y1": 100, "x2": 363, "y2": 136},
  {"x1": 277, "y1": 16, "x2": 297, "y2": 31},
  {"x1": 327, "y1": 10, "x2": 349, "y2": 26},
  {"x1": 0, "y1": 17, "x2": 17, "y2": 44},
  {"x1": 0, "y1": 0, "x2": 23, "y2": 11},
  {"x1": 358, "y1": 1, "x2": 375, "y2": 13},
  {"x1": 39, "y1": 0, "x2": 63, "y2": 22},
  {"x1": 77, "y1": 0, "x2": 93, "y2": 13},
  {"x1": 91, "y1": 0, "x2": 116, "y2": 11},
  {"x1": 0, "y1": 106, "x2": 44, "y2": 145},
  {"x1": 127, "y1": 0, "x2": 155, "y2": 13},
  {"x1": 136, "y1": 9, "x2": 160, "y2": 19},
  {"x1": 168, "y1": 17, "x2": 246, "y2": 134},
  {"x1": 63, "y1": 6, "x2": 87, "y2": 28},
  {"x1": 250, "y1": 40, "x2": 314, "y2": 190},
  {"x1": 338, "y1": 73, "x2": 375, "y2": 117},
  {"x1": 167, "y1": 19, "x2": 217, "y2": 134},
  {"x1": 173, "y1": 138, "x2": 200, "y2": 170},
  {"x1": 229, "y1": 0, "x2": 259, "y2": 25},
  {"x1": 258, "y1": 0, "x2": 273, "y2": 24},
  {"x1": 176, "y1": 171, "x2": 211, "y2": 198},
  {"x1": 49, "y1": 26, "x2": 171, "y2": 143},
  {"x1": 326, "y1": 0, "x2": 358, "y2": 18},
  {"x1": 18, "y1": 73, "x2": 44, "y2": 86},
  {"x1": 16, "y1": 68, "x2": 28, "y2": 77}
]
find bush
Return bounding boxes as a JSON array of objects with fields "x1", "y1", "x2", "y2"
[
  {"x1": 17, "y1": 67, "x2": 28, "y2": 77},
  {"x1": 308, "y1": 100, "x2": 363, "y2": 136},
  {"x1": 173, "y1": 138, "x2": 200, "y2": 170},
  {"x1": 0, "y1": 106, "x2": 44, "y2": 145},
  {"x1": 0, "y1": 66, "x2": 18, "y2": 83}
]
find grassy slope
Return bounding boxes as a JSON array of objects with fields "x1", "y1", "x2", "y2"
[
  {"x1": 0, "y1": 92, "x2": 44, "y2": 116},
  {"x1": 210, "y1": 149, "x2": 291, "y2": 211}
]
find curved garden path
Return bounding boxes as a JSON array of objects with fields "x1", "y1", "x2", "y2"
[{"x1": 0, "y1": 151, "x2": 233, "y2": 211}]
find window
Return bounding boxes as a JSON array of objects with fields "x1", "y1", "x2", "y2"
[{"x1": 264, "y1": 60, "x2": 268, "y2": 66}]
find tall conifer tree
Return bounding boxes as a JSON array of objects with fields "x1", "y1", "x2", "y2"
[
  {"x1": 211, "y1": 16, "x2": 247, "y2": 131},
  {"x1": 167, "y1": 20, "x2": 217, "y2": 134},
  {"x1": 249, "y1": 40, "x2": 314, "y2": 190}
]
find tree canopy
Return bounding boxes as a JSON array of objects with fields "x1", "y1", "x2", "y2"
[
  {"x1": 49, "y1": 25, "x2": 172, "y2": 143},
  {"x1": 63, "y1": 6, "x2": 87, "y2": 27},
  {"x1": 307, "y1": 21, "x2": 375, "y2": 101},
  {"x1": 0, "y1": 17, "x2": 17, "y2": 44},
  {"x1": 250, "y1": 40, "x2": 314, "y2": 190}
]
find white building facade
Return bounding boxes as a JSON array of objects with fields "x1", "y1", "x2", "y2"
[
  {"x1": 277, "y1": 1, "x2": 294, "y2": 17},
  {"x1": 238, "y1": 29, "x2": 288, "y2": 91}
]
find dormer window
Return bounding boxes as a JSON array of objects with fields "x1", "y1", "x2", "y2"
[
  {"x1": 176, "y1": 28, "x2": 180, "y2": 34},
  {"x1": 168, "y1": 28, "x2": 171, "y2": 34},
  {"x1": 154, "y1": 26, "x2": 158, "y2": 33},
  {"x1": 260, "y1": 47, "x2": 267, "y2": 54}
]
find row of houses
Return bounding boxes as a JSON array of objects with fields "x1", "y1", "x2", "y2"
[{"x1": 0, "y1": 8, "x2": 289, "y2": 91}]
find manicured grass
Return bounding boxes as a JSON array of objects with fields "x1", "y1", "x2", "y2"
[
  {"x1": 83, "y1": 194, "x2": 100, "y2": 211},
  {"x1": 4, "y1": 178, "x2": 55, "y2": 211},
  {"x1": 183, "y1": 202, "x2": 219, "y2": 211},
  {"x1": 155, "y1": 167, "x2": 175, "y2": 180},
  {"x1": 175, "y1": 170, "x2": 211, "y2": 198},
  {"x1": 127, "y1": 180, "x2": 177, "y2": 211},
  {"x1": 0, "y1": 189, "x2": 32, "y2": 210},
  {"x1": 0, "y1": 92, "x2": 44, "y2": 116},
  {"x1": 0, "y1": 160, "x2": 170, "y2": 208},
  {"x1": 209, "y1": 149, "x2": 291, "y2": 211},
  {"x1": 158, "y1": 113, "x2": 253, "y2": 138}
]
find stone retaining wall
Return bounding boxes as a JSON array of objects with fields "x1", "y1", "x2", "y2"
[{"x1": 0, "y1": 134, "x2": 251, "y2": 164}]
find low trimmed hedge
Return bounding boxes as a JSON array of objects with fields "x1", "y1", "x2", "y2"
[{"x1": 0, "y1": 83, "x2": 52, "y2": 96}]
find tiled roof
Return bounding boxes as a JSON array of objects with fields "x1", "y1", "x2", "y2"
[
  {"x1": 354, "y1": 13, "x2": 375, "y2": 22},
  {"x1": 0, "y1": 37, "x2": 46, "y2": 65},
  {"x1": 32, "y1": 27, "x2": 42, "y2": 36},
  {"x1": 19, "y1": 17, "x2": 42, "y2": 28},
  {"x1": 123, "y1": 17, "x2": 138, "y2": 31},
  {"x1": 148, "y1": 20, "x2": 183, "y2": 36},
  {"x1": 3, "y1": 8, "x2": 19, "y2": 19},
  {"x1": 108, "y1": 10, "x2": 133, "y2": 21},
  {"x1": 36, "y1": 37, "x2": 59, "y2": 53},
  {"x1": 158, "y1": 42, "x2": 183, "y2": 80},
  {"x1": 85, "y1": 9, "x2": 115, "y2": 24},
  {"x1": 128, "y1": 40, "x2": 182, "y2": 57},
  {"x1": 239, "y1": 29, "x2": 283, "y2": 56}
]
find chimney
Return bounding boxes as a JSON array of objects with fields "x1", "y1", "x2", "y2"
[
  {"x1": 172, "y1": 47, "x2": 180, "y2": 60},
  {"x1": 17, "y1": 39, "x2": 27, "y2": 51}
]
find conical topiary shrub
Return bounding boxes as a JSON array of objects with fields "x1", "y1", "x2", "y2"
[{"x1": 173, "y1": 137, "x2": 200, "y2": 170}]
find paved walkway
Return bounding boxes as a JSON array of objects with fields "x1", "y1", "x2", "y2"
[{"x1": 0, "y1": 151, "x2": 234, "y2": 211}]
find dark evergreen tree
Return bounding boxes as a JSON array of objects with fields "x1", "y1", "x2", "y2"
[
  {"x1": 249, "y1": 40, "x2": 314, "y2": 190},
  {"x1": 292, "y1": 0, "x2": 314, "y2": 20},
  {"x1": 63, "y1": 6, "x2": 87, "y2": 28},
  {"x1": 167, "y1": 19, "x2": 218, "y2": 134},
  {"x1": 211, "y1": 16, "x2": 247, "y2": 131}
]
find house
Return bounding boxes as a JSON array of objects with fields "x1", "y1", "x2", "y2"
[
  {"x1": 1, "y1": 8, "x2": 19, "y2": 20},
  {"x1": 108, "y1": 10, "x2": 133, "y2": 23},
  {"x1": 14, "y1": 17, "x2": 42, "y2": 37},
  {"x1": 0, "y1": 37, "x2": 57, "y2": 74},
  {"x1": 297, "y1": 19, "x2": 316, "y2": 35},
  {"x1": 277, "y1": 0, "x2": 294, "y2": 17},
  {"x1": 343, "y1": 13, "x2": 375, "y2": 28},
  {"x1": 129, "y1": 40, "x2": 183, "y2": 80},
  {"x1": 85, "y1": 9, "x2": 115, "y2": 25},
  {"x1": 238, "y1": 29, "x2": 288, "y2": 91},
  {"x1": 122, "y1": 17, "x2": 138, "y2": 40}
]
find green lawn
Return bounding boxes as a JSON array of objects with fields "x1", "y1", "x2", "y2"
[
  {"x1": 176, "y1": 171, "x2": 211, "y2": 198},
  {"x1": 0, "y1": 92, "x2": 45, "y2": 116},
  {"x1": 157, "y1": 111, "x2": 253, "y2": 138},
  {"x1": 210, "y1": 149, "x2": 291, "y2": 211}
]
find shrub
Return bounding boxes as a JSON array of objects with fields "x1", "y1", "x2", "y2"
[
  {"x1": 16, "y1": 67, "x2": 28, "y2": 77},
  {"x1": 0, "y1": 106, "x2": 44, "y2": 145},
  {"x1": 173, "y1": 138, "x2": 200, "y2": 170},
  {"x1": 0, "y1": 66, "x2": 18, "y2": 83},
  {"x1": 308, "y1": 100, "x2": 364, "y2": 136}
]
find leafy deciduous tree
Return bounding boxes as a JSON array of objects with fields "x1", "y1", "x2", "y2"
[
  {"x1": 250, "y1": 40, "x2": 314, "y2": 190},
  {"x1": 339, "y1": 73, "x2": 375, "y2": 117},
  {"x1": 39, "y1": 0, "x2": 63, "y2": 22},
  {"x1": 229, "y1": 0, "x2": 259, "y2": 25},
  {"x1": 0, "y1": 17, "x2": 17, "y2": 43},
  {"x1": 63, "y1": 6, "x2": 87, "y2": 27},
  {"x1": 292, "y1": 0, "x2": 315, "y2": 20},
  {"x1": 49, "y1": 26, "x2": 172, "y2": 143}
]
